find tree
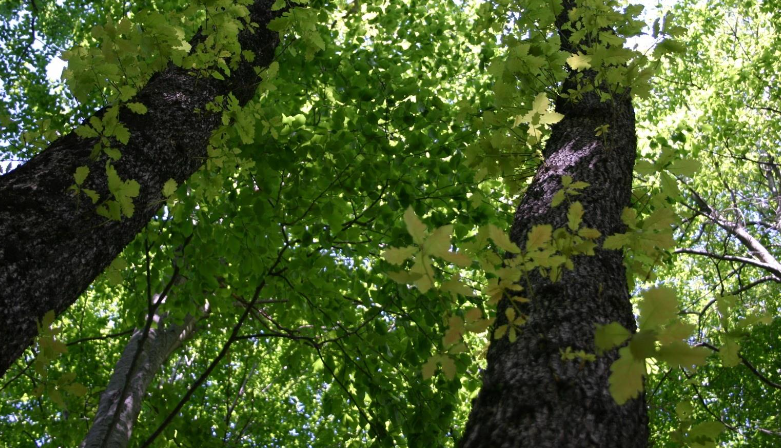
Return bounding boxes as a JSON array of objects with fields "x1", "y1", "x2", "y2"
[
  {"x1": 460, "y1": 0, "x2": 649, "y2": 445},
  {"x1": 1, "y1": 0, "x2": 781, "y2": 446},
  {"x1": 0, "y1": 0, "x2": 283, "y2": 376}
]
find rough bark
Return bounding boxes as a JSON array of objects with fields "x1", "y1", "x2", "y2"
[
  {"x1": 0, "y1": 0, "x2": 281, "y2": 376},
  {"x1": 460, "y1": 89, "x2": 647, "y2": 448},
  {"x1": 80, "y1": 314, "x2": 197, "y2": 448},
  {"x1": 459, "y1": 5, "x2": 648, "y2": 444}
]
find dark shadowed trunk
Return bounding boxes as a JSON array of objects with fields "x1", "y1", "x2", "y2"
[
  {"x1": 459, "y1": 4, "x2": 648, "y2": 447},
  {"x1": 0, "y1": 0, "x2": 281, "y2": 376}
]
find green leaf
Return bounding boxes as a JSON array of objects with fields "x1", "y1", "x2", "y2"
[
  {"x1": 718, "y1": 339, "x2": 740, "y2": 367},
  {"x1": 668, "y1": 158, "x2": 701, "y2": 177},
  {"x1": 566, "y1": 52, "x2": 592, "y2": 70},
  {"x1": 79, "y1": 189, "x2": 99, "y2": 204},
  {"x1": 655, "y1": 39, "x2": 686, "y2": 56},
  {"x1": 103, "y1": 146, "x2": 122, "y2": 161},
  {"x1": 567, "y1": 202, "x2": 583, "y2": 231},
  {"x1": 493, "y1": 324, "x2": 508, "y2": 340},
  {"x1": 403, "y1": 207, "x2": 427, "y2": 245},
  {"x1": 656, "y1": 341, "x2": 709, "y2": 368},
  {"x1": 386, "y1": 270, "x2": 422, "y2": 284},
  {"x1": 603, "y1": 233, "x2": 629, "y2": 250},
  {"x1": 163, "y1": 178, "x2": 178, "y2": 197},
  {"x1": 578, "y1": 227, "x2": 601, "y2": 239},
  {"x1": 422, "y1": 356, "x2": 437, "y2": 380},
  {"x1": 527, "y1": 224, "x2": 552, "y2": 250},
  {"x1": 609, "y1": 347, "x2": 645, "y2": 405},
  {"x1": 106, "y1": 164, "x2": 140, "y2": 218},
  {"x1": 424, "y1": 225, "x2": 453, "y2": 257},
  {"x1": 126, "y1": 102, "x2": 148, "y2": 114},
  {"x1": 41, "y1": 310, "x2": 56, "y2": 329},
  {"x1": 488, "y1": 224, "x2": 520, "y2": 253},
  {"x1": 595, "y1": 322, "x2": 631, "y2": 352},
  {"x1": 440, "y1": 355, "x2": 456, "y2": 379},
  {"x1": 551, "y1": 189, "x2": 566, "y2": 207},
  {"x1": 267, "y1": 16, "x2": 291, "y2": 32},
  {"x1": 638, "y1": 287, "x2": 679, "y2": 330},
  {"x1": 75, "y1": 124, "x2": 99, "y2": 139},
  {"x1": 74, "y1": 166, "x2": 89, "y2": 186},
  {"x1": 629, "y1": 330, "x2": 657, "y2": 359},
  {"x1": 689, "y1": 421, "x2": 726, "y2": 446},
  {"x1": 382, "y1": 246, "x2": 417, "y2": 265},
  {"x1": 113, "y1": 124, "x2": 130, "y2": 144}
]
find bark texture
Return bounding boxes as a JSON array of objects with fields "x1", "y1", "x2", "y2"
[
  {"x1": 0, "y1": 0, "x2": 281, "y2": 376},
  {"x1": 460, "y1": 4, "x2": 648, "y2": 443},
  {"x1": 459, "y1": 87, "x2": 647, "y2": 448},
  {"x1": 80, "y1": 315, "x2": 196, "y2": 448}
]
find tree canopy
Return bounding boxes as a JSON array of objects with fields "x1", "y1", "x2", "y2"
[{"x1": 0, "y1": 0, "x2": 779, "y2": 447}]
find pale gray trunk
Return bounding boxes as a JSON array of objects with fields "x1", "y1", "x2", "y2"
[{"x1": 80, "y1": 315, "x2": 196, "y2": 448}]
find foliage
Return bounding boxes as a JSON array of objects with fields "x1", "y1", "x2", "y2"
[{"x1": 0, "y1": 0, "x2": 780, "y2": 447}]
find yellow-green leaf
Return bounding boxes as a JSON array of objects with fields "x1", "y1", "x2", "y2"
[
  {"x1": 567, "y1": 202, "x2": 584, "y2": 231},
  {"x1": 629, "y1": 330, "x2": 658, "y2": 359},
  {"x1": 567, "y1": 52, "x2": 592, "y2": 70},
  {"x1": 689, "y1": 421, "x2": 726, "y2": 445},
  {"x1": 657, "y1": 321, "x2": 695, "y2": 345},
  {"x1": 440, "y1": 355, "x2": 456, "y2": 379},
  {"x1": 595, "y1": 322, "x2": 631, "y2": 352},
  {"x1": 578, "y1": 227, "x2": 601, "y2": 239},
  {"x1": 551, "y1": 189, "x2": 566, "y2": 207},
  {"x1": 667, "y1": 158, "x2": 701, "y2": 177},
  {"x1": 64, "y1": 382, "x2": 88, "y2": 397},
  {"x1": 609, "y1": 347, "x2": 645, "y2": 405},
  {"x1": 603, "y1": 233, "x2": 629, "y2": 249},
  {"x1": 163, "y1": 178, "x2": 178, "y2": 197},
  {"x1": 539, "y1": 111, "x2": 564, "y2": 125},
  {"x1": 74, "y1": 166, "x2": 89, "y2": 186},
  {"x1": 441, "y1": 279, "x2": 475, "y2": 297},
  {"x1": 494, "y1": 324, "x2": 508, "y2": 339},
  {"x1": 414, "y1": 273, "x2": 433, "y2": 293},
  {"x1": 386, "y1": 270, "x2": 422, "y2": 284},
  {"x1": 488, "y1": 224, "x2": 520, "y2": 253},
  {"x1": 127, "y1": 102, "x2": 148, "y2": 114},
  {"x1": 638, "y1": 287, "x2": 679, "y2": 330},
  {"x1": 424, "y1": 225, "x2": 453, "y2": 257},
  {"x1": 656, "y1": 341, "x2": 709, "y2": 368},
  {"x1": 440, "y1": 251, "x2": 472, "y2": 267},
  {"x1": 403, "y1": 207, "x2": 427, "y2": 244},
  {"x1": 527, "y1": 224, "x2": 552, "y2": 250},
  {"x1": 718, "y1": 339, "x2": 741, "y2": 367},
  {"x1": 422, "y1": 356, "x2": 437, "y2": 380},
  {"x1": 382, "y1": 246, "x2": 418, "y2": 265}
]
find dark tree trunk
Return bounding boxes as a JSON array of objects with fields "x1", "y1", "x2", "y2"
[
  {"x1": 460, "y1": 88, "x2": 647, "y2": 448},
  {"x1": 459, "y1": 5, "x2": 648, "y2": 446},
  {"x1": 0, "y1": 0, "x2": 281, "y2": 376}
]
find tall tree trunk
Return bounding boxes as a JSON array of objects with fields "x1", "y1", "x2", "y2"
[
  {"x1": 80, "y1": 314, "x2": 197, "y2": 448},
  {"x1": 0, "y1": 0, "x2": 281, "y2": 376},
  {"x1": 460, "y1": 5, "x2": 647, "y2": 447}
]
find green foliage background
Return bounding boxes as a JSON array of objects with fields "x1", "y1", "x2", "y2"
[{"x1": 1, "y1": 0, "x2": 780, "y2": 446}]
